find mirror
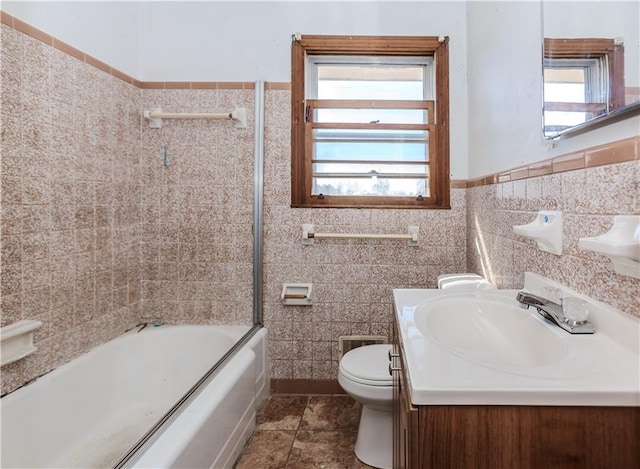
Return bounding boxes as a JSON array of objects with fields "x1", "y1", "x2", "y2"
[{"x1": 542, "y1": 1, "x2": 640, "y2": 139}]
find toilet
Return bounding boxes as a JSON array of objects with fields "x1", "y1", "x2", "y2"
[
  {"x1": 437, "y1": 272, "x2": 495, "y2": 290},
  {"x1": 338, "y1": 344, "x2": 393, "y2": 469},
  {"x1": 338, "y1": 274, "x2": 493, "y2": 469}
]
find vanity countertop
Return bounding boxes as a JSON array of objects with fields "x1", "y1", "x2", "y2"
[{"x1": 393, "y1": 275, "x2": 640, "y2": 407}]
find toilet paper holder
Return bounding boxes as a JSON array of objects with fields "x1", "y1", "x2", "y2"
[{"x1": 281, "y1": 283, "x2": 313, "y2": 306}]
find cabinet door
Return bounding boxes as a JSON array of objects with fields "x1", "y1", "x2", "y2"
[
  {"x1": 392, "y1": 319, "x2": 401, "y2": 468},
  {"x1": 399, "y1": 363, "x2": 419, "y2": 469},
  {"x1": 397, "y1": 374, "x2": 410, "y2": 468},
  {"x1": 393, "y1": 317, "x2": 419, "y2": 469}
]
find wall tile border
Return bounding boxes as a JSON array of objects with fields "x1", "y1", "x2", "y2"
[
  {"x1": 266, "y1": 82, "x2": 291, "y2": 90},
  {"x1": 0, "y1": 12, "x2": 252, "y2": 91},
  {"x1": 467, "y1": 137, "x2": 639, "y2": 188},
  {"x1": 1, "y1": 11, "x2": 143, "y2": 88},
  {"x1": 141, "y1": 81, "x2": 255, "y2": 90}
]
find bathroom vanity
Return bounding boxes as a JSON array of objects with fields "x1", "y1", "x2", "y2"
[{"x1": 391, "y1": 275, "x2": 640, "y2": 468}]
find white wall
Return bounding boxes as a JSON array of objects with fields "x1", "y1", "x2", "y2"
[
  {"x1": 138, "y1": 1, "x2": 470, "y2": 179},
  {"x1": 466, "y1": 0, "x2": 640, "y2": 179},
  {"x1": 544, "y1": 1, "x2": 639, "y2": 87},
  {"x1": 1, "y1": 1, "x2": 141, "y2": 78}
]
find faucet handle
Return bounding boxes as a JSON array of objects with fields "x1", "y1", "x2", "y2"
[
  {"x1": 538, "y1": 286, "x2": 562, "y2": 303},
  {"x1": 561, "y1": 297, "x2": 590, "y2": 324}
]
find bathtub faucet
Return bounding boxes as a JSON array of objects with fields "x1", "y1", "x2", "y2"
[{"x1": 515, "y1": 291, "x2": 594, "y2": 334}]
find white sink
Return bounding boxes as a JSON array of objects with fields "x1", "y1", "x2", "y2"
[
  {"x1": 413, "y1": 294, "x2": 568, "y2": 368},
  {"x1": 393, "y1": 276, "x2": 640, "y2": 406}
]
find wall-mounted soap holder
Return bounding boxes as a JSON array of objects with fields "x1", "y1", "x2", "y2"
[
  {"x1": 1, "y1": 320, "x2": 43, "y2": 366},
  {"x1": 513, "y1": 211, "x2": 563, "y2": 255},
  {"x1": 578, "y1": 215, "x2": 640, "y2": 279}
]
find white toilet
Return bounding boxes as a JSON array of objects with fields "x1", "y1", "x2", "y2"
[
  {"x1": 437, "y1": 272, "x2": 495, "y2": 290},
  {"x1": 338, "y1": 344, "x2": 393, "y2": 469},
  {"x1": 337, "y1": 274, "x2": 493, "y2": 468}
]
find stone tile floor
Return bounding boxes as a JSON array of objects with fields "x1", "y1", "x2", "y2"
[{"x1": 234, "y1": 394, "x2": 376, "y2": 469}]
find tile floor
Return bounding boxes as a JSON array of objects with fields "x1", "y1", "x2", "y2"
[{"x1": 235, "y1": 394, "x2": 376, "y2": 469}]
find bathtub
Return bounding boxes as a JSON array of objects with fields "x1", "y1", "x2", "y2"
[{"x1": 0, "y1": 325, "x2": 268, "y2": 468}]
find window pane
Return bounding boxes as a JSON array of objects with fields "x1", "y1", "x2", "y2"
[
  {"x1": 313, "y1": 177, "x2": 428, "y2": 197},
  {"x1": 318, "y1": 79, "x2": 424, "y2": 100},
  {"x1": 314, "y1": 141, "x2": 428, "y2": 163},
  {"x1": 315, "y1": 108, "x2": 426, "y2": 124},
  {"x1": 313, "y1": 162, "x2": 428, "y2": 176},
  {"x1": 313, "y1": 129, "x2": 429, "y2": 162},
  {"x1": 544, "y1": 81, "x2": 586, "y2": 103},
  {"x1": 314, "y1": 128, "x2": 428, "y2": 142},
  {"x1": 544, "y1": 110, "x2": 588, "y2": 127},
  {"x1": 311, "y1": 127, "x2": 429, "y2": 197},
  {"x1": 311, "y1": 60, "x2": 432, "y2": 100}
]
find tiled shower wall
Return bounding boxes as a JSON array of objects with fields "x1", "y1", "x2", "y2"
[
  {"x1": 263, "y1": 89, "x2": 467, "y2": 382},
  {"x1": 138, "y1": 87, "x2": 255, "y2": 325},
  {"x1": 1, "y1": 23, "x2": 142, "y2": 395},
  {"x1": 0, "y1": 18, "x2": 257, "y2": 395},
  {"x1": 467, "y1": 146, "x2": 640, "y2": 317}
]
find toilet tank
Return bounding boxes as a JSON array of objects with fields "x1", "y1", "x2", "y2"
[{"x1": 437, "y1": 273, "x2": 495, "y2": 290}]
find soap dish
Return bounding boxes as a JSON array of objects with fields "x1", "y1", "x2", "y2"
[
  {"x1": 1, "y1": 320, "x2": 43, "y2": 366},
  {"x1": 578, "y1": 215, "x2": 640, "y2": 279},
  {"x1": 513, "y1": 211, "x2": 563, "y2": 255}
]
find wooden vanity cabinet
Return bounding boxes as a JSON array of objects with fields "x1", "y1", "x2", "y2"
[{"x1": 391, "y1": 316, "x2": 640, "y2": 469}]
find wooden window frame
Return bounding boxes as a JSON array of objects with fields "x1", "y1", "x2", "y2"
[
  {"x1": 291, "y1": 35, "x2": 450, "y2": 209},
  {"x1": 544, "y1": 38, "x2": 625, "y2": 112}
]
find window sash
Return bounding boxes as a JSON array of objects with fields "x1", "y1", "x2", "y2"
[
  {"x1": 308, "y1": 97, "x2": 433, "y2": 198},
  {"x1": 544, "y1": 57, "x2": 609, "y2": 109},
  {"x1": 307, "y1": 55, "x2": 434, "y2": 101}
]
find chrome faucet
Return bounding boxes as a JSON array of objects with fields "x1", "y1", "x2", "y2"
[{"x1": 516, "y1": 291, "x2": 594, "y2": 334}]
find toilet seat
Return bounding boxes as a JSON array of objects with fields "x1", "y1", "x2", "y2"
[{"x1": 340, "y1": 344, "x2": 392, "y2": 387}]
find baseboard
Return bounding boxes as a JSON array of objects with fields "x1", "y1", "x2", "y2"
[{"x1": 270, "y1": 379, "x2": 345, "y2": 395}]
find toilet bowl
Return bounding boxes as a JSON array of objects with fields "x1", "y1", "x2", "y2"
[
  {"x1": 437, "y1": 272, "x2": 495, "y2": 290},
  {"x1": 338, "y1": 344, "x2": 393, "y2": 469}
]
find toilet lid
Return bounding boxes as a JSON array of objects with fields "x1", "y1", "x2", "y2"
[{"x1": 340, "y1": 344, "x2": 393, "y2": 385}]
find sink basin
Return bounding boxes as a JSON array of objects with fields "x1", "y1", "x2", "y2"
[
  {"x1": 414, "y1": 293, "x2": 569, "y2": 368},
  {"x1": 394, "y1": 279, "x2": 639, "y2": 406}
]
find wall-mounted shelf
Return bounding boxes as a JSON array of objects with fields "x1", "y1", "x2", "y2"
[
  {"x1": 579, "y1": 215, "x2": 640, "y2": 279},
  {"x1": 513, "y1": 211, "x2": 563, "y2": 255}
]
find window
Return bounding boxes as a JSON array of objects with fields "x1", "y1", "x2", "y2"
[
  {"x1": 291, "y1": 35, "x2": 450, "y2": 209},
  {"x1": 543, "y1": 38, "x2": 624, "y2": 137}
]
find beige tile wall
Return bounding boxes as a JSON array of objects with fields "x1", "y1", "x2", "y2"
[
  {"x1": 0, "y1": 16, "x2": 257, "y2": 395},
  {"x1": 1, "y1": 23, "x2": 142, "y2": 395},
  {"x1": 467, "y1": 157, "x2": 640, "y2": 317},
  {"x1": 138, "y1": 89, "x2": 255, "y2": 325},
  {"x1": 262, "y1": 90, "x2": 467, "y2": 380}
]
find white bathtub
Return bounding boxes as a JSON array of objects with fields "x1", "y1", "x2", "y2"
[{"x1": 0, "y1": 325, "x2": 268, "y2": 468}]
